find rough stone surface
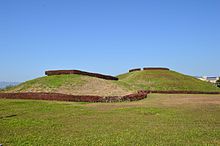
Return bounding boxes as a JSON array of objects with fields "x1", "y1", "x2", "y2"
[
  {"x1": 0, "y1": 92, "x2": 148, "y2": 102},
  {"x1": 143, "y1": 67, "x2": 170, "y2": 71},
  {"x1": 45, "y1": 70, "x2": 118, "y2": 81},
  {"x1": 1, "y1": 90, "x2": 219, "y2": 103},
  {"x1": 129, "y1": 68, "x2": 141, "y2": 72}
]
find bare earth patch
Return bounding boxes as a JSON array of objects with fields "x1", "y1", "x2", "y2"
[{"x1": 56, "y1": 76, "x2": 131, "y2": 96}]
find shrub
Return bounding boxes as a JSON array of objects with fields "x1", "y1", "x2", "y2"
[{"x1": 216, "y1": 79, "x2": 220, "y2": 88}]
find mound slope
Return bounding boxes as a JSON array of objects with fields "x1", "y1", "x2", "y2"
[
  {"x1": 117, "y1": 70, "x2": 220, "y2": 92},
  {"x1": 2, "y1": 74, "x2": 131, "y2": 96},
  {"x1": 2, "y1": 69, "x2": 219, "y2": 96}
]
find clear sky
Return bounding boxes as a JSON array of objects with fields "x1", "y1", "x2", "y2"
[{"x1": 0, "y1": 0, "x2": 219, "y2": 82}]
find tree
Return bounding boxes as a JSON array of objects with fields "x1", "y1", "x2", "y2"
[{"x1": 216, "y1": 79, "x2": 220, "y2": 88}]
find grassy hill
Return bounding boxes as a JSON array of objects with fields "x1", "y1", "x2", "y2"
[
  {"x1": 117, "y1": 70, "x2": 220, "y2": 92},
  {"x1": 2, "y1": 70, "x2": 219, "y2": 95},
  {"x1": 1, "y1": 74, "x2": 131, "y2": 96}
]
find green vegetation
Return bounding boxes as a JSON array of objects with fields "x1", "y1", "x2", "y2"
[
  {"x1": 216, "y1": 79, "x2": 220, "y2": 88},
  {"x1": 5, "y1": 74, "x2": 85, "y2": 92},
  {"x1": 2, "y1": 70, "x2": 220, "y2": 96},
  {"x1": 2, "y1": 74, "x2": 130, "y2": 96},
  {"x1": 117, "y1": 70, "x2": 220, "y2": 92},
  {"x1": 0, "y1": 94, "x2": 220, "y2": 145}
]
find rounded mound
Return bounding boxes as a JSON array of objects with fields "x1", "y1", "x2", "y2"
[
  {"x1": 117, "y1": 70, "x2": 220, "y2": 92},
  {"x1": 2, "y1": 69, "x2": 219, "y2": 96},
  {"x1": 2, "y1": 74, "x2": 131, "y2": 96}
]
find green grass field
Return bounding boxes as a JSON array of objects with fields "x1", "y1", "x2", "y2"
[{"x1": 0, "y1": 94, "x2": 220, "y2": 145}]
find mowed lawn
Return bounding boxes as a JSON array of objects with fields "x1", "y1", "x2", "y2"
[{"x1": 0, "y1": 94, "x2": 220, "y2": 145}]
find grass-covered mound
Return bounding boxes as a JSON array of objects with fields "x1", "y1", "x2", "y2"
[
  {"x1": 2, "y1": 69, "x2": 219, "y2": 96},
  {"x1": 117, "y1": 70, "x2": 220, "y2": 92},
  {"x1": 2, "y1": 74, "x2": 131, "y2": 96}
]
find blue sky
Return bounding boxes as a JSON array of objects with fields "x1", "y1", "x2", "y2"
[{"x1": 0, "y1": 0, "x2": 219, "y2": 82}]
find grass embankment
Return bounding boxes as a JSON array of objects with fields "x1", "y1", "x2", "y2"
[
  {"x1": 117, "y1": 70, "x2": 220, "y2": 92},
  {"x1": 0, "y1": 94, "x2": 220, "y2": 145},
  {"x1": 2, "y1": 74, "x2": 131, "y2": 96},
  {"x1": 2, "y1": 70, "x2": 219, "y2": 96}
]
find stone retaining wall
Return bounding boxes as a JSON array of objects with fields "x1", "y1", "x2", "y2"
[
  {"x1": 1, "y1": 90, "x2": 219, "y2": 103},
  {"x1": 45, "y1": 70, "x2": 118, "y2": 81},
  {"x1": 129, "y1": 68, "x2": 141, "y2": 72},
  {"x1": 0, "y1": 92, "x2": 148, "y2": 102},
  {"x1": 143, "y1": 67, "x2": 170, "y2": 71},
  {"x1": 128, "y1": 67, "x2": 170, "y2": 73}
]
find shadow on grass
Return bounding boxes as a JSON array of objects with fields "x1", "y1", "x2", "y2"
[{"x1": 0, "y1": 114, "x2": 17, "y2": 119}]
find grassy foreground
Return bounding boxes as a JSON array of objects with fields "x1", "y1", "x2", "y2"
[{"x1": 0, "y1": 94, "x2": 220, "y2": 145}]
